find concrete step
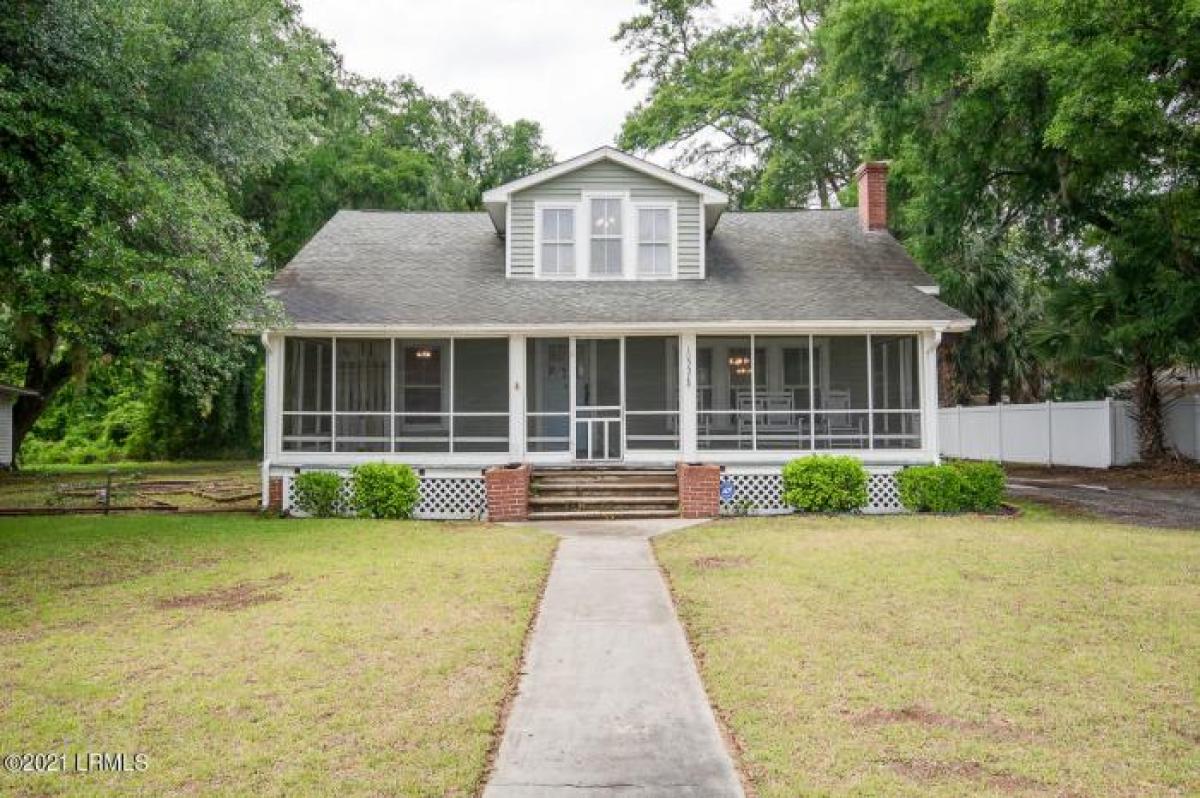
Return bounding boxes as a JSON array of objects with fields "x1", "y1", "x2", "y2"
[
  {"x1": 531, "y1": 480, "x2": 679, "y2": 492},
  {"x1": 529, "y1": 495, "x2": 679, "y2": 507},
  {"x1": 533, "y1": 505, "x2": 680, "y2": 515},
  {"x1": 528, "y1": 508, "x2": 683, "y2": 521},
  {"x1": 528, "y1": 467, "x2": 681, "y2": 520},
  {"x1": 533, "y1": 469, "x2": 676, "y2": 478}
]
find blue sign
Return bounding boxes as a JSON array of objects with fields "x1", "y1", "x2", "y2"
[{"x1": 719, "y1": 478, "x2": 735, "y2": 502}]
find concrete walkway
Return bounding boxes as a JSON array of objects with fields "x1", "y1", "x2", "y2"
[{"x1": 484, "y1": 519, "x2": 744, "y2": 798}]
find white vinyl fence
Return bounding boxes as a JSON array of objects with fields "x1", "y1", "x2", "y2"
[{"x1": 939, "y1": 397, "x2": 1200, "y2": 469}]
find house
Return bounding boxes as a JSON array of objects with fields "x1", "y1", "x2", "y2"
[
  {"x1": 0, "y1": 384, "x2": 37, "y2": 468},
  {"x1": 260, "y1": 147, "x2": 973, "y2": 518}
]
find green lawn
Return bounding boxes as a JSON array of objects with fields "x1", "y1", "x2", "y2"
[
  {"x1": 655, "y1": 505, "x2": 1200, "y2": 797},
  {"x1": 0, "y1": 514, "x2": 555, "y2": 797}
]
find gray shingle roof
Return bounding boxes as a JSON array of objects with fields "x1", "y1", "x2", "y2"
[{"x1": 267, "y1": 209, "x2": 971, "y2": 328}]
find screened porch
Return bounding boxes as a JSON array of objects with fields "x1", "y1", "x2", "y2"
[{"x1": 270, "y1": 332, "x2": 930, "y2": 462}]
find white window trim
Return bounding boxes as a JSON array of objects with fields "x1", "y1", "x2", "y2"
[
  {"x1": 582, "y1": 191, "x2": 630, "y2": 279},
  {"x1": 533, "y1": 193, "x2": 682, "y2": 281},
  {"x1": 632, "y1": 200, "x2": 678, "y2": 279},
  {"x1": 533, "y1": 201, "x2": 579, "y2": 279}
]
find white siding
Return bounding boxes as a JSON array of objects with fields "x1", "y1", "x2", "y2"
[{"x1": 509, "y1": 160, "x2": 704, "y2": 278}]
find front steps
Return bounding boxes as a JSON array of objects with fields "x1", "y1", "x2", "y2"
[{"x1": 528, "y1": 467, "x2": 680, "y2": 521}]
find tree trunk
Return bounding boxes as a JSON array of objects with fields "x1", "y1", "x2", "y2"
[
  {"x1": 937, "y1": 334, "x2": 959, "y2": 407},
  {"x1": 10, "y1": 356, "x2": 74, "y2": 466},
  {"x1": 987, "y1": 367, "x2": 1004, "y2": 405},
  {"x1": 1133, "y1": 354, "x2": 1168, "y2": 461}
]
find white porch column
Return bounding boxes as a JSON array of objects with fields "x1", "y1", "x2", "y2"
[
  {"x1": 679, "y1": 333, "x2": 698, "y2": 460},
  {"x1": 509, "y1": 335, "x2": 526, "y2": 461},
  {"x1": 922, "y1": 329, "x2": 942, "y2": 463},
  {"x1": 261, "y1": 332, "x2": 284, "y2": 506}
]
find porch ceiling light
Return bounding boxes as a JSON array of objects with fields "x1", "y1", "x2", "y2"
[
  {"x1": 728, "y1": 354, "x2": 751, "y2": 375},
  {"x1": 414, "y1": 347, "x2": 433, "y2": 359}
]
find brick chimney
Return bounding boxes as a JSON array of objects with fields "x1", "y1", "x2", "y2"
[{"x1": 854, "y1": 161, "x2": 888, "y2": 232}]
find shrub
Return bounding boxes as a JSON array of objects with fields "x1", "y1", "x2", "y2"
[
  {"x1": 896, "y1": 461, "x2": 1006, "y2": 513},
  {"x1": 955, "y1": 461, "x2": 1006, "y2": 511},
  {"x1": 350, "y1": 462, "x2": 421, "y2": 519},
  {"x1": 292, "y1": 471, "x2": 345, "y2": 518},
  {"x1": 895, "y1": 464, "x2": 963, "y2": 512},
  {"x1": 782, "y1": 455, "x2": 868, "y2": 513}
]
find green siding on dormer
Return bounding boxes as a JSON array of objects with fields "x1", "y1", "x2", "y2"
[{"x1": 509, "y1": 159, "x2": 703, "y2": 279}]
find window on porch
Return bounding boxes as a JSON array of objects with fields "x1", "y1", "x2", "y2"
[
  {"x1": 280, "y1": 337, "x2": 509, "y2": 454},
  {"x1": 337, "y1": 338, "x2": 391, "y2": 452},
  {"x1": 282, "y1": 337, "x2": 333, "y2": 452},
  {"x1": 695, "y1": 334, "x2": 921, "y2": 451},
  {"x1": 625, "y1": 336, "x2": 678, "y2": 450},
  {"x1": 526, "y1": 338, "x2": 570, "y2": 453}
]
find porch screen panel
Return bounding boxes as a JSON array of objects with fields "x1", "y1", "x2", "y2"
[
  {"x1": 755, "y1": 337, "x2": 812, "y2": 451},
  {"x1": 282, "y1": 337, "x2": 332, "y2": 452},
  {"x1": 453, "y1": 338, "x2": 509, "y2": 452},
  {"x1": 625, "y1": 336, "x2": 679, "y2": 450},
  {"x1": 394, "y1": 339, "x2": 450, "y2": 452},
  {"x1": 526, "y1": 338, "x2": 569, "y2": 452},
  {"x1": 335, "y1": 339, "x2": 390, "y2": 452},
  {"x1": 871, "y1": 335, "x2": 921, "y2": 449},
  {"x1": 696, "y1": 336, "x2": 754, "y2": 450},
  {"x1": 814, "y1": 336, "x2": 869, "y2": 449}
]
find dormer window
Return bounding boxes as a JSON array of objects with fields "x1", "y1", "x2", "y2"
[
  {"x1": 637, "y1": 207, "x2": 673, "y2": 276},
  {"x1": 589, "y1": 198, "x2": 623, "y2": 276},
  {"x1": 539, "y1": 207, "x2": 575, "y2": 276},
  {"x1": 528, "y1": 183, "x2": 684, "y2": 280}
]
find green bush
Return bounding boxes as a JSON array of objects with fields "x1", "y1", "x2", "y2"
[
  {"x1": 350, "y1": 463, "x2": 421, "y2": 519},
  {"x1": 782, "y1": 455, "x2": 868, "y2": 513},
  {"x1": 896, "y1": 461, "x2": 1006, "y2": 512},
  {"x1": 292, "y1": 471, "x2": 345, "y2": 518},
  {"x1": 956, "y1": 461, "x2": 1006, "y2": 510}
]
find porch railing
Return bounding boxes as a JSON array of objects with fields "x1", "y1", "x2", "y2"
[{"x1": 281, "y1": 410, "x2": 509, "y2": 453}]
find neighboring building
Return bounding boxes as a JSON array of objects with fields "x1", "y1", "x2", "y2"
[
  {"x1": 1112, "y1": 367, "x2": 1200, "y2": 400},
  {"x1": 0, "y1": 384, "x2": 37, "y2": 468},
  {"x1": 260, "y1": 147, "x2": 973, "y2": 518}
]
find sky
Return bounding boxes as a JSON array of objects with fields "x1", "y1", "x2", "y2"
[{"x1": 299, "y1": 0, "x2": 754, "y2": 166}]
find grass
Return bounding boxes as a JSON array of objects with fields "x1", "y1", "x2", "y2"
[
  {"x1": 655, "y1": 504, "x2": 1200, "y2": 797},
  {"x1": 15, "y1": 460, "x2": 259, "y2": 477},
  {"x1": 0, "y1": 461, "x2": 259, "y2": 511},
  {"x1": 0, "y1": 514, "x2": 556, "y2": 797}
]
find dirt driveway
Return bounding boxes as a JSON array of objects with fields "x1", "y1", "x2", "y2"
[{"x1": 1006, "y1": 464, "x2": 1200, "y2": 529}]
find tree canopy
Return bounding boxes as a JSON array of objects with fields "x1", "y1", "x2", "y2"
[
  {"x1": 241, "y1": 76, "x2": 553, "y2": 269},
  {"x1": 1, "y1": 0, "x2": 553, "y2": 461},
  {"x1": 4, "y1": 0, "x2": 1198, "y2": 463},
  {"x1": 618, "y1": 0, "x2": 1200, "y2": 457},
  {"x1": 616, "y1": 0, "x2": 854, "y2": 208}
]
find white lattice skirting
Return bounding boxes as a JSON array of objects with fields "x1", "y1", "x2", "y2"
[
  {"x1": 719, "y1": 468, "x2": 904, "y2": 515},
  {"x1": 283, "y1": 472, "x2": 486, "y2": 520}
]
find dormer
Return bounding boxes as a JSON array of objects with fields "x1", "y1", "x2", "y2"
[{"x1": 483, "y1": 147, "x2": 728, "y2": 280}]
